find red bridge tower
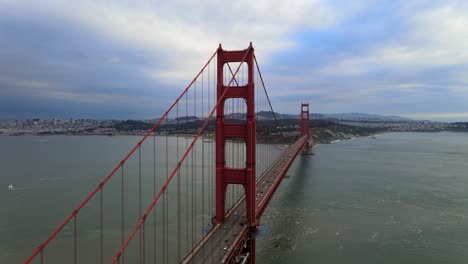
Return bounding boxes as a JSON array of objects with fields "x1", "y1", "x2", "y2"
[
  {"x1": 215, "y1": 43, "x2": 257, "y2": 263},
  {"x1": 300, "y1": 103, "x2": 311, "y2": 152}
]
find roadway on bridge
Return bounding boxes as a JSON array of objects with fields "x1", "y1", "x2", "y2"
[{"x1": 182, "y1": 136, "x2": 309, "y2": 264}]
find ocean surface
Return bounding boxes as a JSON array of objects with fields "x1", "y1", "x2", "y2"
[
  {"x1": 1, "y1": 132, "x2": 468, "y2": 263},
  {"x1": 257, "y1": 132, "x2": 468, "y2": 264}
]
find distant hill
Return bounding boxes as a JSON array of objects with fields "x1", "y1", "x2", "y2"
[
  {"x1": 145, "y1": 112, "x2": 412, "y2": 122},
  {"x1": 114, "y1": 120, "x2": 152, "y2": 131},
  {"x1": 254, "y1": 111, "x2": 411, "y2": 122},
  {"x1": 223, "y1": 111, "x2": 298, "y2": 120},
  {"x1": 175, "y1": 115, "x2": 198, "y2": 121},
  {"x1": 255, "y1": 111, "x2": 298, "y2": 120},
  {"x1": 448, "y1": 122, "x2": 468, "y2": 132},
  {"x1": 261, "y1": 111, "x2": 411, "y2": 122},
  {"x1": 319, "y1": 113, "x2": 412, "y2": 122}
]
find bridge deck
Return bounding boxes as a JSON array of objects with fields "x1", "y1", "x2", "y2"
[{"x1": 183, "y1": 136, "x2": 309, "y2": 263}]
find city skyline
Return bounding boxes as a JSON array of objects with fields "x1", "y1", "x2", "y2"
[{"x1": 1, "y1": 1, "x2": 467, "y2": 121}]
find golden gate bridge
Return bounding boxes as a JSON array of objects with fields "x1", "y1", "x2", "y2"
[{"x1": 25, "y1": 43, "x2": 311, "y2": 264}]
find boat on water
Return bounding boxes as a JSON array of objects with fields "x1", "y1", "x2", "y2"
[{"x1": 8, "y1": 184, "x2": 14, "y2": 191}]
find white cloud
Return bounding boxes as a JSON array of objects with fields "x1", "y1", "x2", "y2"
[
  {"x1": 314, "y1": 1, "x2": 468, "y2": 79},
  {"x1": 409, "y1": 2, "x2": 468, "y2": 64},
  {"x1": 14, "y1": 80, "x2": 53, "y2": 89},
  {"x1": 317, "y1": 58, "x2": 372, "y2": 77},
  {"x1": 1, "y1": 0, "x2": 344, "y2": 84},
  {"x1": 2, "y1": 0, "x2": 467, "y2": 119}
]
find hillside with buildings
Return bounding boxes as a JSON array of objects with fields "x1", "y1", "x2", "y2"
[{"x1": 1, "y1": 113, "x2": 466, "y2": 145}]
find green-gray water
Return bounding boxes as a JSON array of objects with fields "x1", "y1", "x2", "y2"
[
  {"x1": 257, "y1": 132, "x2": 468, "y2": 264},
  {"x1": 2, "y1": 132, "x2": 468, "y2": 263}
]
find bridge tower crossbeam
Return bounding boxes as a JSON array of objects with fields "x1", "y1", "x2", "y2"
[
  {"x1": 300, "y1": 103, "x2": 311, "y2": 152},
  {"x1": 215, "y1": 43, "x2": 257, "y2": 263}
]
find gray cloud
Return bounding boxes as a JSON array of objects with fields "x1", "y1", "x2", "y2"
[{"x1": 0, "y1": 0, "x2": 467, "y2": 121}]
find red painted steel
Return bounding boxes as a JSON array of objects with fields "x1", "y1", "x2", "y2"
[
  {"x1": 215, "y1": 43, "x2": 257, "y2": 264},
  {"x1": 110, "y1": 45, "x2": 251, "y2": 264},
  {"x1": 215, "y1": 43, "x2": 255, "y2": 225},
  {"x1": 256, "y1": 136, "x2": 309, "y2": 218},
  {"x1": 223, "y1": 135, "x2": 310, "y2": 264},
  {"x1": 25, "y1": 43, "x2": 311, "y2": 264},
  {"x1": 24, "y1": 49, "x2": 218, "y2": 264},
  {"x1": 300, "y1": 103, "x2": 311, "y2": 150}
]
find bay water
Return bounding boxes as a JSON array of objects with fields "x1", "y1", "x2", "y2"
[
  {"x1": 257, "y1": 132, "x2": 468, "y2": 264},
  {"x1": 1, "y1": 132, "x2": 468, "y2": 263}
]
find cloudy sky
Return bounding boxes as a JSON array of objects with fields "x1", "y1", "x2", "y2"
[{"x1": 0, "y1": 0, "x2": 467, "y2": 121}]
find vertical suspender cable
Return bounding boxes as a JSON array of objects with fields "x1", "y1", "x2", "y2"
[
  {"x1": 191, "y1": 90, "x2": 195, "y2": 251},
  {"x1": 73, "y1": 215, "x2": 77, "y2": 264},
  {"x1": 185, "y1": 92, "x2": 189, "y2": 254},
  {"x1": 153, "y1": 132, "x2": 156, "y2": 264},
  {"x1": 138, "y1": 145, "x2": 142, "y2": 264},
  {"x1": 194, "y1": 77, "x2": 198, "y2": 245},
  {"x1": 121, "y1": 164, "x2": 125, "y2": 264},
  {"x1": 111, "y1": 47, "x2": 248, "y2": 264},
  {"x1": 210, "y1": 57, "x2": 215, "y2": 264},
  {"x1": 142, "y1": 221, "x2": 146, "y2": 264},
  {"x1": 163, "y1": 116, "x2": 168, "y2": 264},
  {"x1": 201, "y1": 70, "x2": 205, "y2": 260},
  {"x1": 25, "y1": 49, "x2": 219, "y2": 264},
  {"x1": 100, "y1": 186, "x2": 104, "y2": 264},
  {"x1": 177, "y1": 102, "x2": 181, "y2": 262}
]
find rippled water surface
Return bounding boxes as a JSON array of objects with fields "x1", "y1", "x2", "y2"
[
  {"x1": 1, "y1": 132, "x2": 468, "y2": 263},
  {"x1": 257, "y1": 132, "x2": 468, "y2": 264}
]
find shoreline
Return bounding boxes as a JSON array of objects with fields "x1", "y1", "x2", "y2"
[
  {"x1": 1, "y1": 130, "x2": 464, "y2": 148},
  {"x1": 0, "y1": 129, "x2": 390, "y2": 145}
]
